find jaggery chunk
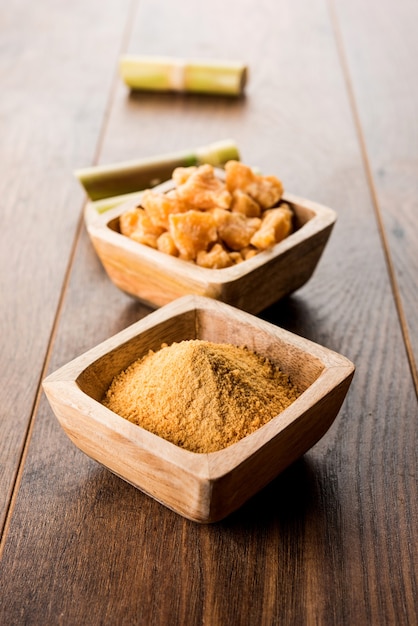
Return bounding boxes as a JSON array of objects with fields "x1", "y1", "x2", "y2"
[
  {"x1": 141, "y1": 189, "x2": 187, "y2": 229},
  {"x1": 212, "y1": 208, "x2": 261, "y2": 251},
  {"x1": 119, "y1": 207, "x2": 142, "y2": 237},
  {"x1": 157, "y1": 232, "x2": 179, "y2": 256},
  {"x1": 250, "y1": 205, "x2": 293, "y2": 250},
  {"x1": 172, "y1": 166, "x2": 197, "y2": 186},
  {"x1": 240, "y1": 246, "x2": 259, "y2": 260},
  {"x1": 257, "y1": 175, "x2": 285, "y2": 209},
  {"x1": 196, "y1": 243, "x2": 234, "y2": 269},
  {"x1": 231, "y1": 189, "x2": 261, "y2": 217},
  {"x1": 225, "y1": 160, "x2": 283, "y2": 209},
  {"x1": 176, "y1": 164, "x2": 232, "y2": 210},
  {"x1": 119, "y1": 207, "x2": 164, "y2": 249},
  {"x1": 169, "y1": 210, "x2": 218, "y2": 260},
  {"x1": 229, "y1": 251, "x2": 244, "y2": 264}
]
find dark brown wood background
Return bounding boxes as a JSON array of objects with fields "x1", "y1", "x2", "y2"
[{"x1": 1, "y1": 0, "x2": 417, "y2": 624}]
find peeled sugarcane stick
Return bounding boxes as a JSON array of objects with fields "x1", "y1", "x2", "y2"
[
  {"x1": 75, "y1": 139, "x2": 240, "y2": 202},
  {"x1": 89, "y1": 190, "x2": 144, "y2": 214},
  {"x1": 119, "y1": 55, "x2": 248, "y2": 96}
]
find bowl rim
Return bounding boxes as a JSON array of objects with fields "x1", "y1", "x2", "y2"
[{"x1": 43, "y1": 295, "x2": 355, "y2": 481}]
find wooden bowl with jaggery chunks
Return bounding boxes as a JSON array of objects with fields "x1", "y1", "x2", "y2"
[
  {"x1": 43, "y1": 296, "x2": 354, "y2": 523},
  {"x1": 86, "y1": 166, "x2": 336, "y2": 314}
]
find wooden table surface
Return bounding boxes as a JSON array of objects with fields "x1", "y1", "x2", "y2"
[{"x1": 1, "y1": 0, "x2": 417, "y2": 624}]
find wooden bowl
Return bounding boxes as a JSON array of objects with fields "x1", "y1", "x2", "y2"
[
  {"x1": 43, "y1": 295, "x2": 354, "y2": 523},
  {"x1": 86, "y1": 172, "x2": 336, "y2": 314}
]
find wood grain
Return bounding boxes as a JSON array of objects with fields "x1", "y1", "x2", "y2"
[
  {"x1": 0, "y1": 0, "x2": 132, "y2": 532},
  {"x1": 0, "y1": 0, "x2": 417, "y2": 624},
  {"x1": 331, "y1": 0, "x2": 418, "y2": 387}
]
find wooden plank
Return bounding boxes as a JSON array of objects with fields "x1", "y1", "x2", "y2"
[
  {"x1": 331, "y1": 0, "x2": 418, "y2": 386},
  {"x1": 1, "y1": 0, "x2": 417, "y2": 625},
  {"x1": 0, "y1": 0, "x2": 132, "y2": 531}
]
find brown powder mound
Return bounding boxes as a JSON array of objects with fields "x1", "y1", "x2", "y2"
[{"x1": 102, "y1": 340, "x2": 300, "y2": 454}]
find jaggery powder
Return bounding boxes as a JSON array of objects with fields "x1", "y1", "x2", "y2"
[{"x1": 102, "y1": 340, "x2": 300, "y2": 453}]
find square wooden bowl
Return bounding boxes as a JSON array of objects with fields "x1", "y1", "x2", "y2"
[
  {"x1": 43, "y1": 295, "x2": 354, "y2": 523},
  {"x1": 86, "y1": 171, "x2": 336, "y2": 314}
]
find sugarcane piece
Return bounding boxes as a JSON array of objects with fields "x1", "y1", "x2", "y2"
[
  {"x1": 75, "y1": 139, "x2": 240, "y2": 201},
  {"x1": 195, "y1": 140, "x2": 240, "y2": 167},
  {"x1": 119, "y1": 55, "x2": 247, "y2": 96},
  {"x1": 184, "y1": 61, "x2": 247, "y2": 96},
  {"x1": 91, "y1": 190, "x2": 144, "y2": 214}
]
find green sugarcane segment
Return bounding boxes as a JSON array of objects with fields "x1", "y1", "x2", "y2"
[
  {"x1": 120, "y1": 55, "x2": 247, "y2": 96},
  {"x1": 75, "y1": 139, "x2": 240, "y2": 202},
  {"x1": 120, "y1": 56, "x2": 176, "y2": 92},
  {"x1": 196, "y1": 140, "x2": 240, "y2": 166},
  {"x1": 91, "y1": 190, "x2": 145, "y2": 214},
  {"x1": 184, "y1": 62, "x2": 247, "y2": 96},
  {"x1": 75, "y1": 153, "x2": 196, "y2": 201}
]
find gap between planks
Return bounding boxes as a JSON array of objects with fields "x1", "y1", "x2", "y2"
[
  {"x1": 327, "y1": 0, "x2": 418, "y2": 397},
  {"x1": 0, "y1": 0, "x2": 140, "y2": 554}
]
